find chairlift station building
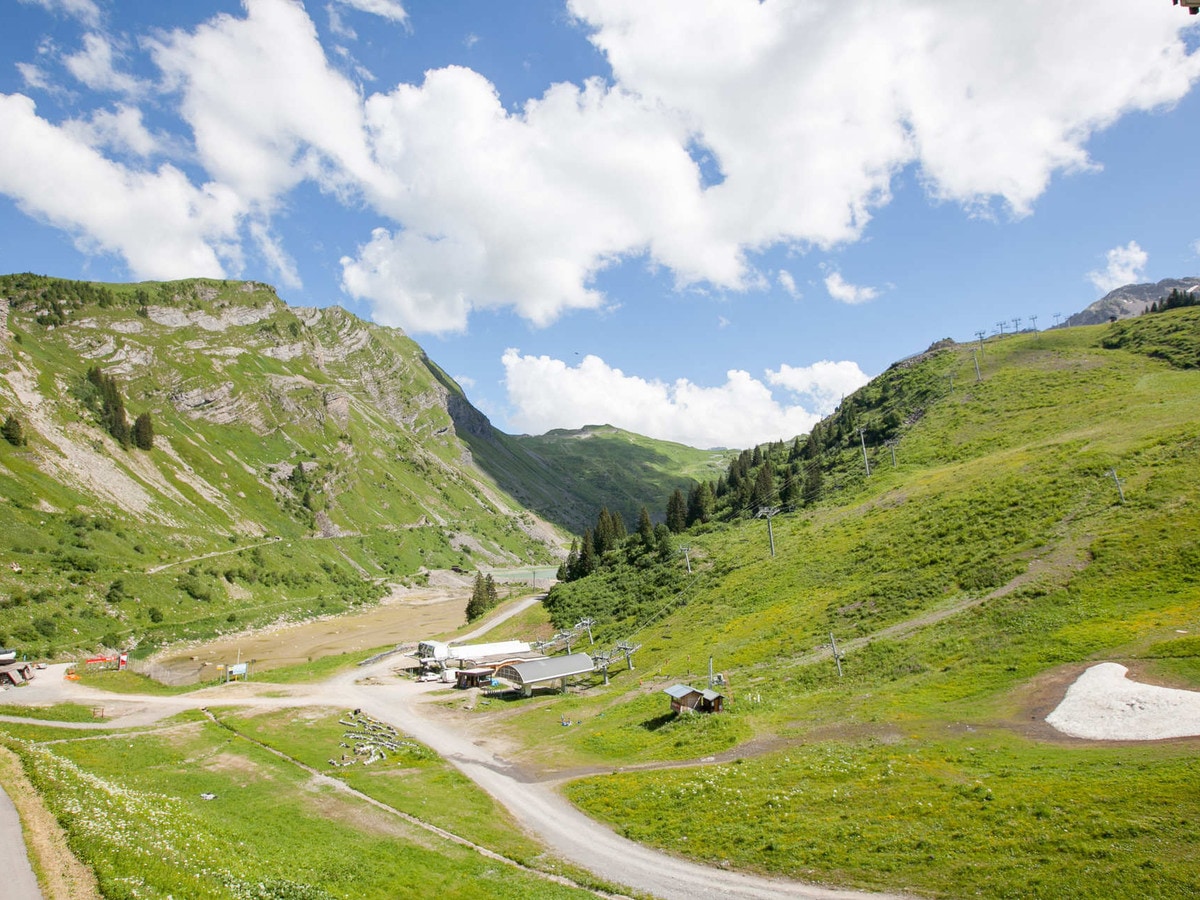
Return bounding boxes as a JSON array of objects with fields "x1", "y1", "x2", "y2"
[{"x1": 494, "y1": 653, "x2": 596, "y2": 697}]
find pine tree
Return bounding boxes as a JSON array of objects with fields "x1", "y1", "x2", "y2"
[
  {"x1": 686, "y1": 481, "x2": 714, "y2": 526},
  {"x1": 558, "y1": 539, "x2": 579, "y2": 581},
  {"x1": 665, "y1": 488, "x2": 687, "y2": 533},
  {"x1": 133, "y1": 412, "x2": 154, "y2": 450},
  {"x1": 636, "y1": 506, "x2": 654, "y2": 550},
  {"x1": 466, "y1": 572, "x2": 489, "y2": 621},
  {"x1": 2, "y1": 414, "x2": 26, "y2": 447},
  {"x1": 575, "y1": 529, "x2": 597, "y2": 578},
  {"x1": 752, "y1": 460, "x2": 775, "y2": 510}
]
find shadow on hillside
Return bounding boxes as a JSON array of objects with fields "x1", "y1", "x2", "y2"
[
  {"x1": 422, "y1": 354, "x2": 693, "y2": 533},
  {"x1": 640, "y1": 712, "x2": 676, "y2": 732}
]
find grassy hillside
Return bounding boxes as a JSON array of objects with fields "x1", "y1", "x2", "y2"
[
  {"x1": 0, "y1": 274, "x2": 569, "y2": 659},
  {"x1": 475, "y1": 310, "x2": 1200, "y2": 897}
]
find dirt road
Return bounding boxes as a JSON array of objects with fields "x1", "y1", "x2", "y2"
[{"x1": 0, "y1": 606, "x2": 904, "y2": 900}]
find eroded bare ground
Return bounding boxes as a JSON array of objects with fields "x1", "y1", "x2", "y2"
[{"x1": 146, "y1": 578, "x2": 473, "y2": 684}]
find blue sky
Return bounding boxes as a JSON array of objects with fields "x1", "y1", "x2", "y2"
[{"x1": 2, "y1": 0, "x2": 1199, "y2": 449}]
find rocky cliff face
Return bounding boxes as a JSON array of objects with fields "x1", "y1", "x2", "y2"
[
  {"x1": 1064, "y1": 277, "x2": 1200, "y2": 327},
  {"x1": 0, "y1": 275, "x2": 563, "y2": 562}
]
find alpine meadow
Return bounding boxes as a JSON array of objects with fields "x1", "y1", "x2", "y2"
[{"x1": 0, "y1": 269, "x2": 1197, "y2": 898}]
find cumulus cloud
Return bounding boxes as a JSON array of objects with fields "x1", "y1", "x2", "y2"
[
  {"x1": 778, "y1": 269, "x2": 800, "y2": 298},
  {"x1": 64, "y1": 33, "x2": 145, "y2": 95},
  {"x1": 767, "y1": 360, "x2": 871, "y2": 416},
  {"x1": 0, "y1": 93, "x2": 244, "y2": 279},
  {"x1": 2, "y1": 1, "x2": 1199, "y2": 332},
  {"x1": 149, "y1": 0, "x2": 386, "y2": 208},
  {"x1": 1088, "y1": 241, "x2": 1148, "y2": 293},
  {"x1": 17, "y1": 0, "x2": 100, "y2": 27},
  {"x1": 61, "y1": 105, "x2": 160, "y2": 157},
  {"x1": 824, "y1": 272, "x2": 879, "y2": 305},
  {"x1": 501, "y1": 349, "x2": 864, "y2": 449}
]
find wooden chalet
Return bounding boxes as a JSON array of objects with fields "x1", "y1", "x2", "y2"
[{"x1": 663, "y1": 683, "x2": 725, "y2": 714}]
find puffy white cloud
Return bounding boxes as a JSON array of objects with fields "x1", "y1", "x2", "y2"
[
  {"x1": 766, "y1": 360, "x2": 871, "y2": 416},
  {"x1": 342, "y1": 67, "x2": 726, "y2": 332},
  {"x1": 501, "y1": 349, "x2": 854, "y2": 448},
  {"x1": 824, "y1": 272, "x2": 879, "y2": 305},
  {"x1": 149, "y1": 0, "x2": 385, "y2": 208},
  {"x1": 572, "y1": 0, "x2": 1200, "y2": 231},
  {"x1": 1088, "y1": 241, "x2": 1148, "y2": 293},
  {"x1": 62, "y1": 105, "x2": 159, "y2": 157},
  {"x1": 64, "y1": 33, "x2": 145, "y2": 95},
  {"x1": 17, "y1": 0, "x2": 100, "y2": 28},
  {"x1": 4, "y1": 0, "x2": 1200, "y2": 335},
  {"x1": 0, "y1": 92, "x2": 244, "y2": 280},
  {"x1": 778, "y1": 269, "x2": 799, "y2": 298}
]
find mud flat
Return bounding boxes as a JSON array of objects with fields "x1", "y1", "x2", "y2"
[{"x1": 146, "y1": 584, "x2": 469, "y2": 685}]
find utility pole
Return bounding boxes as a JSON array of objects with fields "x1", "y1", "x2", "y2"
[
  {"x1": 679, "y1": 546, "x2": 692, "y2": 574},
  {"x1": 1012, "y1": 317, "x2": 1022, "y2": 333},
  {"x1": 996, "y1": 321, "x2": 1006, "y2": 335},
  {"x1": 1053, "y1": 312, "x2": 1062, "y2": 327},
  {"x1": 885, "y1": 438, "x2": 898, "y2": 467},
  {"x1": 829, "y1": 633, "x2": 844, "y2": 677},
  {"x1": 757, "y1": 507, "x2": 779, "y2": 557},
  {"x1": 972, "y1": 349, "x2": 982, "y2": 382},
  {"x1": 858, "y1": 427, "x2": 871, "y2": 476},
  {"x1": 975, "y1": 330, "x2": 987, "y2": 351},
  {"x1": 1029, "y1": 314, "x2": 1038, "y2": 333},
  {"x1": 946, "y1": 371, "x2": 955, "y2": 392},
  {"x1": 577, "y1": 618, "x2": 595, "y2": 644},
  {"x1": 1108, "y1": 468, "x2": 1126, "y2": 504}
]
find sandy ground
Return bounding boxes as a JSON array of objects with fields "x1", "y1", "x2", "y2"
[{"x1": 1045, "y1": 662, "x2": 1200, "y2": 740}]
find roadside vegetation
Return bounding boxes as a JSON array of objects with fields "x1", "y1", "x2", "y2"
[{"x1": 0, "y1": 708, "x2": 598, "y2": 899}]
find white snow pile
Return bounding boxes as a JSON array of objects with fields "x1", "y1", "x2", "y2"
[{"x1": 1046, "y1": 662, "x2": 1200, "y2": 740}]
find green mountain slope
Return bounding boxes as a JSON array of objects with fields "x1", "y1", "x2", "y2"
[
  {"x1": 489, "y1": 310, "x2": 1200, "y2": 897},
  {"x1": 0, "y1": 274, "x2": 709, "y2": 658}
]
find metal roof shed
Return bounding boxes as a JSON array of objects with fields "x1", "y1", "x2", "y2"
[
  {"x1": 663, "y1": 683, "x2": 724, "y2": 714},
  {"x1": 495, "y1": 653, "x2": 595, "y2": 697}
]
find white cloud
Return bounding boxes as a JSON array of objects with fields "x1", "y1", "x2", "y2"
[
  {"x1": 249, "y1": 221, "x2": 302, "y2": 289},
  {"x1": 1088, "y1": 240, "x2": 1148, "y2": 293},
  {"x1": 0, "y1": 92, "x2": 244, "y2": 280},
  {"x1": 1191, "y1": 238, "x2": 1200, "y2": 256},
  {"x1": 501, "y1": 349, "x2": 851, "y2": 449},
  {"x1": 16, "y1": 62, "x2": 52, "y2": 91},
  {"x1": 64, "y1": 33, "x2": 145, "y2": 95},
  {"x1": 766, "y1": 361, "x2": 871, "y2": 416},
  {"x1": 62, "y1": 105, "x2": 160, "y2": 157},
  {"x1": 327, "y1": 4, "x2": 356, "y2": 40},
  {"x1": 3, "y1": 0, "x2": 1199, "y2": 334},
  {"x1": 778, "y1": 269, "x2": 799, "y2": 298},
  {"x1": 149, "y1": 0, "x2": 386, "y2": 209},
  {"x1": 17, "y1": 0, "x2": 100, "y2": 28},
  {"x1": 332, "y1": 0, "x2": 408, "y2": 26},
  {"x1": 343, "y1": 67, "x2": 726, "y2": 332},
  {"x1": 824, "y1": 272, "x2": 879, "y2": 305}
]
